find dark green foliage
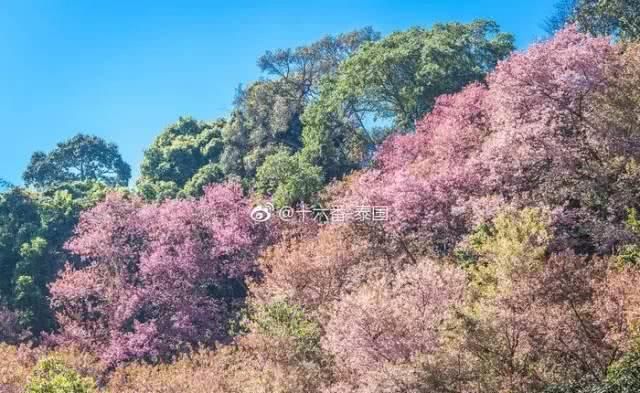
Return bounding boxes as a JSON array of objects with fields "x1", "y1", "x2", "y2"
[
  {"x1": 602, "y1": 349, "x2": 640, "y2": 392},
  {"x1": 137, "y1": 117, "x2": 226, "y2": 200},
  {"x1": 220, "y1": 80, "x2": 305, "y2": 182},
  {"x1": 547, "y1": 0, "x2": 640, "y2": 40},
  {"x1": 23, "y1": 134, "x2": 131, "y2": 189},
  {"x1": 255, "y1": 150, "x2": 324, "y2": 208},
  {"x1": 221, "y1": 28, "x2": 379, "y2": 186},
  {"x1": 617, "y1": 208, "x2": 640, "y2": 266},
  {"x1": 334, "y1": 20, "x2": 514, "y2": 130},
  {"x1": 0, "y1": 189, "x2": 41, "y2": 299},
  {"x1": 574, "y1": 0, "x2": 640, "y2": 40},
  {"x1": 0, "y1": 181, "x2": 111, "y2": 336},
  {"x1": 182, "y1": 163, "x2": 225, "y2": 197},
  {"x1": 299, "y1": 79, "x2": 374, "y2": 181},
  {"x1": 246, "y1": 21, "x2": 514, "y2": 206},
  {"x1": 135, "y1": 23, "x2": 513, "y2": 208},
  {"x1": 543, "y1": 350, "x2": 640, "y2": 392},
  {"x1": 298, "y1": 19, "x2": 514, "y2": 183}
]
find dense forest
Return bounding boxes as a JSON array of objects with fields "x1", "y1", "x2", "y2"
[{"x1": 2, "y1": 1, "x2": 640, "y2": 392}]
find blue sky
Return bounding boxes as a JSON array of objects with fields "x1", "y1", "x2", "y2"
[{"x1": 0, "y1": 0, "x2": 558, "y2": 185}]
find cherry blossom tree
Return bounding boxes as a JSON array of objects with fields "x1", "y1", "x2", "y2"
[
  {"x1": 336, "y1": 27, "x2": 640, "y2": 257},
  {"x1": 323, "y1": 259, "x2": 466, "y2": 392},
  {"x1": 50, "y1": 184, "x2": 269, "y2": 366}
]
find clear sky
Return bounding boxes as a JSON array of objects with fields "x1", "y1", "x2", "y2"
[{"x1": 0, "y1": 0, "x2": 558, "y2": 185}]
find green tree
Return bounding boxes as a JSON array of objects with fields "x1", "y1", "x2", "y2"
[
  {"x1": 311, "y1": 20, "x2": 514, "y2": 131},
  {"x1": 221, "y1": 80, "x2": 305, "y2": 182},
  {"x1": 576, "y1": 0, "x2": 640, "y2": 40},
  {"x1": 299, "y1": 20, "x2": 514, "y2": 182},
  {"x1": 25, "y1": 357, "x2": 96, "y2": 393},
  {"x1": 543, "y1": 348, "x2": 640, "y2": 392},
  {"x1": 547, "y1": 0, "x2": 640, "y2": 40},
  {"x1": 616, "y1": 208, "x2": 640, "y2": 266},
  {"x1": 299, "y1": 79, "x2": 374, "y2": 181},
  {"x1": 13, "y1": 238, "x2": 49, "y2": 331},
  {"x1": 252, "y1": 21, "x2": 513, "y2": 205},
  {"x1": 182, "y1": 163, "x2": 225, "y2": 197},
  {"x1": 0, "y1": 188, "x2": 56, "y2": 335},
  {"x1": 0, "y1": 189, "x2": 41, "y2": 304},
  {"x1": 23, "y1": 134, "x2": 131, "y2": 189},
  {"x1": 137, "y1": 116, "x2": 226, "y2": 200},
  {"x1": 221, "y1": 28, "x2": 379, "y2": 183},
  {"x1": 255, "y1": 150, "x2": 324, "y2": 208},
  {"x1": 0, "y1": 181, "x2": 112, "y2": 337}
]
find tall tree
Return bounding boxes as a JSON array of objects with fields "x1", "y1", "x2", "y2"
[
  {"x1": 220, "y1": 28, "x2": 380, "y2": 183},
  {"x1": 252, "y1": 21, "x2": 514, "y2": 207},
  {"x1": 288, "y1": 20, "x2": 515, "y2": 195},
  {"x1": 0, "y1": 181, "x2": 113, "y2": 337},
  {"x1": 137, "y1": 117, "x2": 226, "y2": 200},
  {"x1": 23, "y1": 134, "x2": 131, "y2": 189},
  {"x1": 318, "y1": 19, "x2": 514, "y2": 133},
  {"x1": 574, "y1": 0, "x2": 640, "y2": 40},
  {"x1": 337, "y1": 28, "x2": 640, "y2": 257},
  {"x1": 546, "y1": 0, "x2": 640, "y2": 40}
]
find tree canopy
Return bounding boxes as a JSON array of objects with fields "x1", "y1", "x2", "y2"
[
  {"x1": 4, "y1": 18, "x2": 640, "y2": 393},
  {"x1": 137, "y1": 117, "x2": 226, "y2": 200},
  {"x1": 23, "y1": 134, "x2": 131, "y2": 189},
  {"x1": 318, "y1": 19, "x2": 515, "y2": 132},
  {"x1": 0, "y1": 181, "x2": 113, "y2": 337},
  {"x1": 220, "y1": 28, "x2": 380, "y2": 185},
  {"x1": 547, "y1": 0, "x2": 640, "y2": 40},
  {"x1": 284, "y1": 20, "x2": 515, "y2": 203},
  {"x1": 50, "y1": 183, "x2": 271, "y2": 365}
]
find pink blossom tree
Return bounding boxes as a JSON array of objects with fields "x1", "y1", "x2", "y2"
[
  {"x1": 337, "y1": 27, "x2": 640, "y2": 257},
  {"x1": 50, "y1": 184, "x2": 269, "y2": 366}
]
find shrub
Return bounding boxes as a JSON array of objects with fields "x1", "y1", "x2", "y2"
[{"x1": 25, "y1": 357, "x2": 96, "y2": 393}]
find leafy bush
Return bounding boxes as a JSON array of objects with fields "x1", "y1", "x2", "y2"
[{"x1": 25, "y1": 357, "x2": 96, "y2": 393}]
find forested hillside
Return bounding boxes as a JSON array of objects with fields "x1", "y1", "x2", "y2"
[{"x1": 2, "y1": 1, "x2": 640, "y2": 392}]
